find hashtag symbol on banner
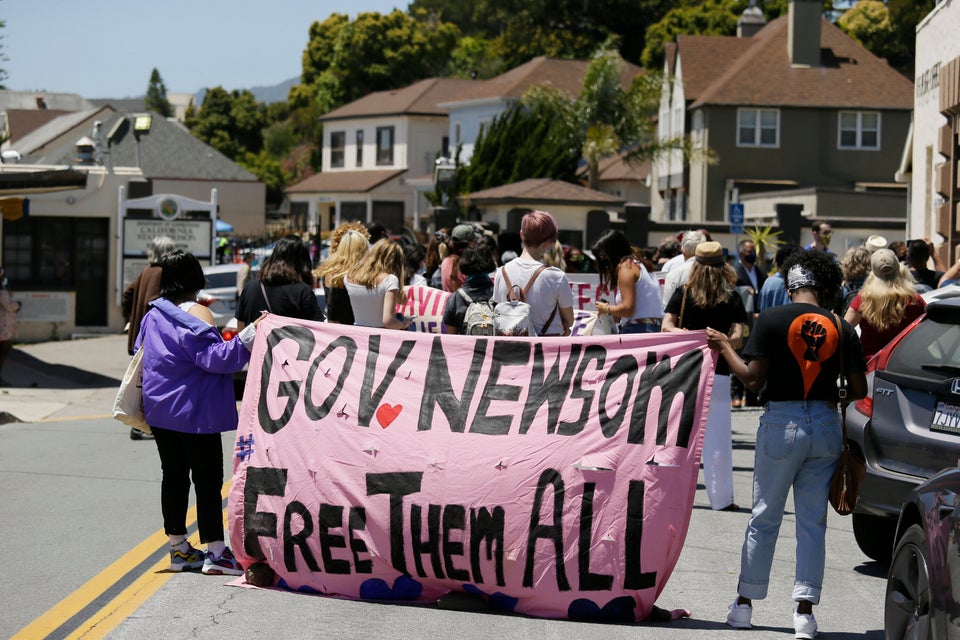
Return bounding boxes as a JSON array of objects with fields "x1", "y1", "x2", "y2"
[{"x1": 235, "y1": 435, "x2": 255, "y2": 462}]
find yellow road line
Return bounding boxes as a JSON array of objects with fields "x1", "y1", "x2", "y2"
[{"x1": 12, "y1": 482, "x2": 232, "y2": 640}]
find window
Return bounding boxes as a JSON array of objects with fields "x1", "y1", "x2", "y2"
[
  {"x1": 3, "y1": 216, "x2": 109, "y2": 325},
  {"x1": 330, "y1": 131, "x2": 345, "y2": 168},
  {"x1": 839, "y1": 111, "x2": 880, "y2": 150},
  {"x1": 737, "y1": 108, "x2": 779, "y2": 147},
  {"x1": 355, "y1": 130, "x2": 364, "y2": 167},
  {"x1": 376, "y1": 126, "x2": 394, "y2": 165}
]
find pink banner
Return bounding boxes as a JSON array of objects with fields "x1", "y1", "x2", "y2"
[{"x1": 229, "y1": 315, "x2": 714, "y2": 621}]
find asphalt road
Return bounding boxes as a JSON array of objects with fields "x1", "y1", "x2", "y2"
[{"x1": 0, "y1": 335, "x2": 887, "y2": 639}]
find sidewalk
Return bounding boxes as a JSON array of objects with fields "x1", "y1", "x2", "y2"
[{"x1": 1, "y1": 334, "x2": 131, "y2": 423}]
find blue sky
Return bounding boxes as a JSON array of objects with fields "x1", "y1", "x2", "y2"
[{"x1": 4, "y1": 0, "x2": 402, "y2": 98}]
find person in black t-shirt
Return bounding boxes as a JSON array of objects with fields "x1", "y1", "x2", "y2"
[
  {"x1": 707, "y1": 249, "x2": 867, "y2": 639},
  {"x1": 237, "y1": 236, "x2": 323, "y2": 329}
]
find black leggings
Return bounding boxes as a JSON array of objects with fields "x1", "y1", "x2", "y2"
[{"x1": 152, "y1": 427, "x2": 225, "y2": 544}]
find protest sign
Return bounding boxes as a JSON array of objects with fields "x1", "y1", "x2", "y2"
[{"x1": 229, "y1": 315, "x2": 714, "y2": 620}]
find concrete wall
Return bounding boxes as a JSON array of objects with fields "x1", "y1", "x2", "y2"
[
  {"x1": 912, "y1": 2, "x2": 959, "y2": 243},
  {"x1": 153, "y1": 178, "x2": 264, "y2": 237}
]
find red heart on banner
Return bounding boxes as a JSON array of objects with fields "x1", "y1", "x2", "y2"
[{"x1": 376, "y1": 403, "x2": 402, "y2": 429}]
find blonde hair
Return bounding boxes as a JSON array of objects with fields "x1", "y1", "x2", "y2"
[
  {"x1": 685, "y1": 261, "x2": 737, "y2": 309},
  {"x1": 315, "y1": 230, "x2": 369, "y2": 288},
  {"x1": 329, "y1": 221, "x2": 369, "y2": 254},
  {"x1": 347, "y1": 239, "x2": 407, "y2": 305},
  {"x1": 541, "y1": 240, "x2": 566, "y2": 270},
  {"x1": 858, "y1": 266, "x2": 918, "y2": 331}
]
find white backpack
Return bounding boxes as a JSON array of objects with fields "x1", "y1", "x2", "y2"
[
  {"x1": 457, "y1": 288, "x2": 496, "y2": 336},
  {"x1": 494, "y1": 264, "x2": 556, "y2": 337}
]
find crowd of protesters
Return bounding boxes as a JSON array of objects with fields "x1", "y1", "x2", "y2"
[{"x1": 123, "y1": 212, "x2": 958, "y2": 635}]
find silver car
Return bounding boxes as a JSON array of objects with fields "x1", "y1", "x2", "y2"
[{"x1": 199, "y1": 263, "x2": 257, "y2": 327}]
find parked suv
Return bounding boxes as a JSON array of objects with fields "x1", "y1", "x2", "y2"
[{"x1": 847, "y1": 296, "x2": 960, "y2": 563}]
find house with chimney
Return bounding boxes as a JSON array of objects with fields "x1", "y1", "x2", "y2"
[{"x1": 654, "y1": 0, "x2": 914, "y2": 249}]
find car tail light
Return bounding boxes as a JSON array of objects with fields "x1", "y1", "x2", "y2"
[{"x1": 852, "y1": 313, "x2": 927, "y2": 419}]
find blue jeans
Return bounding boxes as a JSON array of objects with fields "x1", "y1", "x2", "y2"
[
  {"x1": 619, "y1": 319, "x2": 660, "y2": 334},
  {"x1": 737, "y1": 400, "x2": 841, "y2": 604}
]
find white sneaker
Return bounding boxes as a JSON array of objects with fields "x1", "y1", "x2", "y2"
[
  {"x1": 726, "y1": 599, "x2": 752, "y2": 628},
  {"x1": 794, "y1": 611, "x2": 817, "y2": 639}
]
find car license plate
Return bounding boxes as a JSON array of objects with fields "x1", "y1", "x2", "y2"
[{"x1": 932, "y1": 401, "x2": 960, "y2": 434}]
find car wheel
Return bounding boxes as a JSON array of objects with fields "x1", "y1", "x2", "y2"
[
  {"x1": 853, "y1": 512, "x2": 897, "y2": 563},
  {"x1": 885, "y1": 524, "x2": 932, "y2": 640}
]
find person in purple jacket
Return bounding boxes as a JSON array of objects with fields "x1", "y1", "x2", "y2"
[{"x1": 136, "y1": 250, "x2": 261, "y2": 576}]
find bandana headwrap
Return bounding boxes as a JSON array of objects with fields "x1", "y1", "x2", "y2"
[{"x1": 786, "y1": 264, "x2": 821, "y2": 291}]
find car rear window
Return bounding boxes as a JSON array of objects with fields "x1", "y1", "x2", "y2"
[
  {"x1": 204, "y1": 272, "x2": 236, "y2": 289},
  {"x1": 204, "y1": 268, "x2": 257, "y2": 290},
  {"x1": 887, "y1": 317, "x2": 960, "y2": 378}
]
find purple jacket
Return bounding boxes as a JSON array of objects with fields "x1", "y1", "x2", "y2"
[{"x1": 135, "y1": 298, "x2": 250, "y2": 434}]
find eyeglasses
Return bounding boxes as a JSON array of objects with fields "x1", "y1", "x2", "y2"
[{"x1": 819, "y1": 230, "x2": 832, "y2": 237}]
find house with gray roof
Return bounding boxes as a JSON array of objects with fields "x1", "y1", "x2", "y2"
[
  {"x1": 655, "y1": 0, "x2": 913, "y2": 249},
  {"x1": 0, "y1": 107, "x2": 265, "y2": 341}
]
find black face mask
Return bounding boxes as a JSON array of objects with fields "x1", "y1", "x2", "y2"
[{"x1": 743, "y1": 252, "x2": 756, "y2": 264}]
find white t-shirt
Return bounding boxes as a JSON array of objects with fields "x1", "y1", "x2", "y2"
[
  {"x1": 344, "y1": 274, "x2": 400, "y2": 328},
  {"x1": 660, "y1": 253, "x2": 686, "y2": 274},
  {"x1": 661, "y1": 258, "x2": 694, "y2": 306},
  {"x1": 492, "y1": 258, "x2": 574, "y2": 335}
]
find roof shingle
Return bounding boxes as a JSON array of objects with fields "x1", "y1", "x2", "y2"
[
  {"x1": 680, "y1": 16, "x2": 914, "y2": 110},
  {"x1": 465, "y1": 178, "x2": 624, "y2": 205},
  {"x1": 321, "y1": 78, "x2": 477, "y2": 121},
  {"x1": 286, "y1": 169, "x2": 406, "y2": 193}
]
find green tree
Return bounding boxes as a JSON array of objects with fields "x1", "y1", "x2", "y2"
[
  {"x1": 838, "y1": 0, "x2": 934, "y2": 76},
  {"x1": 523, "y1": 41, "x2": 699, "y2": 191},
  {"x1": 446, "y1": 36, "x2": 505, "y2": 80},
  {"x1": 294, "y1": 10, "x2": 460, "y2": 112},
  {"x1": 0, "y1": 19, "x2": 9, "y2": 89},
  {"x1": 458, "y1": 100, "x2": 581, "y2": 198},
  {"x1": 410, "y1": 0, "x2": 676, "y2": 68},
  {"x1": 185, "y1": 86, "x2": 266, "y2": 160},
  {"x1": 240, "y1": 150, "x2": 288, "y2": 207},
  {"x1": 641, "y1": 0, "x2": 745, "y2": 69},
  {"x1": 144, "y1": 68, "x2": 173, "y2": 117}
]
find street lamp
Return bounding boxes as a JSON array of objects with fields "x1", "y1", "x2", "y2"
[{"x1": 132, "y1": 114, "x2": 152, "y2": 168}]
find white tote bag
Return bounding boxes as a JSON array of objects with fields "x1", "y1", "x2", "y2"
[{"x1": 113, "y1": 347, "x2": 151, "y2": 434}]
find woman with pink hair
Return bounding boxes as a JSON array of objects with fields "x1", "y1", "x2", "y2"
[{"x1": 492, "y1": 210, "x2": 574, "y2": 336}]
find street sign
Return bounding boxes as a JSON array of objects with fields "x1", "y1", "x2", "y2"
[{"x1": 729, "y1": 202, "x2": 744, "y2": 234}]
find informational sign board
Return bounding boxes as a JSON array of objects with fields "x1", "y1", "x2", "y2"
[
  {"x1": 14, "y1": 291, "x2": 72, "y2": 322},
  {"x1": 121, "y1": 218, "x2": 213, "y2": 259}
]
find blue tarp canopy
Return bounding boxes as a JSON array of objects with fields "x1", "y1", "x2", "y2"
[{"x1": 215, "y1": 218, "x2": 234, "y2": 233}]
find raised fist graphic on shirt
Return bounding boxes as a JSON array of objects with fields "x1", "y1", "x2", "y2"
[{"x1": 800, "y1": 319, "x2": 826, "y2": 361}]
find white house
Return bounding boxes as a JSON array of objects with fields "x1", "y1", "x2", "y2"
[{"x1": 286, "y1": 78, "x2": 475, "y2": 235}]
